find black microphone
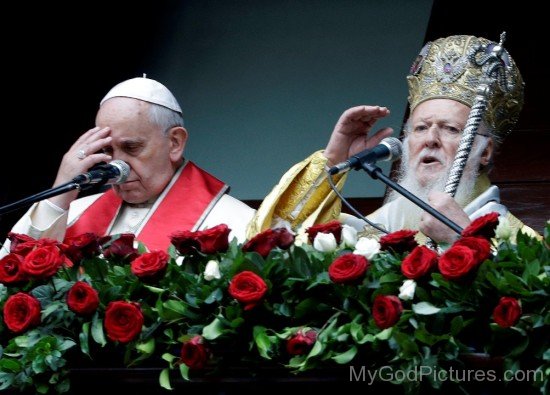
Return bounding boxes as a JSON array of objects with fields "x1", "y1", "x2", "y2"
[
  {"x1": 327, "y1": 137, "x2": 402, "y2": 175},
  {"x1": 72, "y1": 160, "x2": 130, "y2": 185}
]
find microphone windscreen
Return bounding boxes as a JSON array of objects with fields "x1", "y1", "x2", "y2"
[
  {"x1": 381, "y1": 137, "x2": 402, "y2": 161},
  {"x1": 109, "y1": 160, "x2": 130, "y2": 184}
]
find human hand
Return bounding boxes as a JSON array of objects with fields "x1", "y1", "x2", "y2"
[
  {"x1": 420, "y1": 191, "x2": 471, "y2": 244},
  {"x1": 323, "y1": 105, "x2": 393, "y2": 166},
  {"x1": 49, "y1": 127, "x2": 113, "y2": 209}
]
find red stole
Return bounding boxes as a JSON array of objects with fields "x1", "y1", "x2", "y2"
[{"x1": 65, "y1": 162, "x2": 228, "y2": 251}]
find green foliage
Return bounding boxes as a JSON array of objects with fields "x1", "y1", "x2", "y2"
[{"x1": 0, "y1": 223, "x2": 549, "y2": 394}]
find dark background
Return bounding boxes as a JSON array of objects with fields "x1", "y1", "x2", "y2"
[{"x1": 1, "y1": 0, "x2": 548, "y2": 238}]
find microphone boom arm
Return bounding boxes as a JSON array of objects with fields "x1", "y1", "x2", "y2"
[
  {"x1": 0, "y1": 160, "x2": 129, "y2": 216},
  {"x1": 0, "y1": 182, "x2": 81, "y2": 216},
  {"x1": 360, "y1": 162, "x2": 463, "y2": 235}
]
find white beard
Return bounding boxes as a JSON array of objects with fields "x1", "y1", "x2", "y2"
[{"x1": 385, "y1": 136, "x2": 486, "y2": 229}]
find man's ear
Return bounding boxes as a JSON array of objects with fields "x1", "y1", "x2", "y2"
[
  {"x1": 480, "y1": 137, "x2": 494, "y2": 166},
  {"x1": 167, "y1": 126, "x2": 188, "y2": 161}
]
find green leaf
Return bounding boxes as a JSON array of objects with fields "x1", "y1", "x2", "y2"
[
  {"x1": 413, "y1": 302, "x2": 441, "y2": 315},
  {"x1": 42, "y1": 302, "x2": 63, "y2": 318},
  {"x1": 379, "y1": 272, "x2": 403, "y2": 284},
  {"x1": 143, "y1": 284, "x2": 166, "y2": 294},
  {"x1": 253, "y1": 326, "x2": 274, "y2": 360},
  {"x1": 450, "y1": 316, "x2": 464, "y2": 336},
  {"x1": 79, "y1": 322, "x2": 90, "y2": 356},
  {"x1": 136, "y1": 338, "x2": 155, "y2": 355},
  {"x1": 415, "y1": 325, "x2": 448, "y2": 346},
  {"x1": 393, "y1": 331, "x2": 419, "y2": 357},
  {"x1": 204, "y1": 288, "x2": 223, "y2": 304},
  {"x1": 31, "y1": 284, "x2": 55, "y2": 303},
  {"x1": 294, "y1": 298, "x2": 318, "y2": 319},
  {"x1": 55, "y1": 379, "x2": 70, "y2": 393},
  {"x1": 179, "y1": 363, "x2": 189, "y2": 381},
  {"x1": 203, "y1": 318, "x2": 224, "y2": 340},
  {"x1": 247, "y1": 252, "x2": 266, "y2": 271},
  {"x1": 137, "y1": 241, "x2": 148, "y2": 254},
  {"x1": 14, "y1": 335, "x2": 30, "y2": 348},
  {"x1": 159, "y1": 368, "x2": 172, "y2": 390},
  {"x1": 91, "y1": 314, "x2": 107, "y2": 346},
  {"x1": 331, "y1": 346, "x2": 357, "y2": 364},
  {"x1": 0, "y1": 358, "x2": 21, "y2": 372},
  {"x1": 307, "y1": 341, "x2": 324, "y2": 358},
  {"x1": 163, "y1": 300, "x2": 188, "y2": 316},
  {"x1": 274, "y1": 303, "x2": 292, "y2": 317},
  {"x1": 374, "y1": 328, "x2": 393, "y2": 340},
  {"x1": 0, "y1": 372, "x2": 15, "y2": 391},
  {"x1": 162, "y1": 353, "x2": 177, "y2": 364}
]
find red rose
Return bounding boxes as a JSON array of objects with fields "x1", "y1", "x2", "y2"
[
  {"x1": 67, "y1": 281, "x2": 100, "y2": 316},
  {"x1": 104, "y1": 301, "x2": 144, "y2": 343},
  {"x1": 328, "y1": 253, "x2": 369, "y2": 284},
  {"x1": 7, "y1": 232, "x2": 35, "y2": 255},
  {"x1": 8, "y1": 233, "x2": 60, "y2": 257},
  {"x1": 169, "y1": 230, "x2": 201, "y2": 255},
  {"x1": 462, "y1": 212, "x2": 499, "y2": 240},
  {"x1": 242, "y1": 227, "x2": 295, "y2": 258},
  {"x1": 3, "y1": 292, "x2": 41, "y2": 333},
  {"x1": 286, "y1": 329, "x2": 317, "y2": 355},
  {"x1": 228, "y1": 271, "x2": 268, "y2": 310},
  {"x1": 131, "y1": 250, "x2": 169, "y2": 281},
  {"x1": 101, "y1": 234, "x2": 138, "y2": 261},
  {"x1": 373, "y1": 295, "x2": 403, "y2": 329},
  {"x1": 493, "y1": 297, "x2": 522, "y2": 328},
  {"x1": 62, "y1": 232, "x2": 101, "y2": 262},
  {"x1": 401, "y1": 245, "x2": 438, "y2": 279},
  {"x1": 21, "y1": 245, "x2": 66, "y2": 279},
  {"x1": 170, "y1": 224, "x2": 231, "y2": 255},
  {"x1": 180, "y1": 335, "x2": 209, "y2": 369},
  {"x1": 380, "y1": 229, "x2": 418, "y2": 254},
  {"x1": 453, "y1": 236, "x2": 491, "y2": 264},
  {"x1": 0, "y1": 253, "x2": 27, "y2": 285},
  {"x1": 242, "y1": 229, "x2": 278, "y2": 257},
  {"x1": 306, "y1": 220, "x2": 342, "y2": 244},
  {"x1": 273, "y1": 228, "x2": 295, "y2": 249},
  {"x1": 438, "y1": 245, "x2": 479, "y2": 280},
  {"x1": 195, "y1": 224, "x2": 231, "y2": 254}
]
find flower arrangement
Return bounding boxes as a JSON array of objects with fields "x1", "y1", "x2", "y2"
[{"x1": 0, "y1": 215, "x2": 548, "y2": 394}]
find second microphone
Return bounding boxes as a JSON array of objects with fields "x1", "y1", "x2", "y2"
[{"x1": 327, "y1": 137, "x2": 403, "y2": 175}]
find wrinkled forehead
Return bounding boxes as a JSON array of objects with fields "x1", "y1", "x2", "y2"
[{"x1": 409, "y1": 99, "x2": 471, "y2": 123}]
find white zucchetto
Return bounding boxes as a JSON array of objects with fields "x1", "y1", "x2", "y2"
[{"x1": 100, "y1": 77, "x2": 182, "y2": 114}]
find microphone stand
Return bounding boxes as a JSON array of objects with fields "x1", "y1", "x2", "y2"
[
  {"x1": 360, "y1": 161, "x2": 463, "y2": 235},
  {"x1": 0, "y1": 178, "x2": 109, "y2": 216},
  {"x1": 0, "y1": 182, "x2": 81, "y2": 216}
]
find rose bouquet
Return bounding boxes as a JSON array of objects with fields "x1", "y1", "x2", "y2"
[{"x1": 0, "y1": 216, "x2": 548, "y2": 394}]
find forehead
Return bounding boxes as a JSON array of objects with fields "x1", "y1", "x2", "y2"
[
  {"x1": 96, "y1": 97, "x2": 156, "y2": 138},
  {"x1": 410, "y1": 99, "x2": 471, "y2": 123}
]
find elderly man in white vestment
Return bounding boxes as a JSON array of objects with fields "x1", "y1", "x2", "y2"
[
  {"x1": 2, "y1": 77, "x2": 254, "y2": 256},
  {"x1": 247, "y1": 35, "x2": 538, "y2": 244}
]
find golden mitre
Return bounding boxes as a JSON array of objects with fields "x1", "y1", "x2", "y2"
[{"x1": 407, "y1": 35, "x2": 524, "y2": 138}]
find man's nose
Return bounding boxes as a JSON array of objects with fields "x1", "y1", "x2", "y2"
[{"x1": 424, "y1": 125, "x2": 442, "y2": 147}]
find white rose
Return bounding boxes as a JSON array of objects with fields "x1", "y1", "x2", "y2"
[
  {"x1": 398, "y1": 279, "x2": 416, "y2": 301},
  {"x1": 353, "y1": 237, "x2": 380, "y2": 260},
  {"x1": 495, "y1": 216, "x2": 512, "y2": 240},
  {"x1": 341, "y1": 225, "x2": 358, "y2": 248},
  {"x1": 204, "y1": 259, "x2": 221, "y2": 281},
  {"x1": 313, "y1": 232, "x2": 337, "y2": 252}
]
